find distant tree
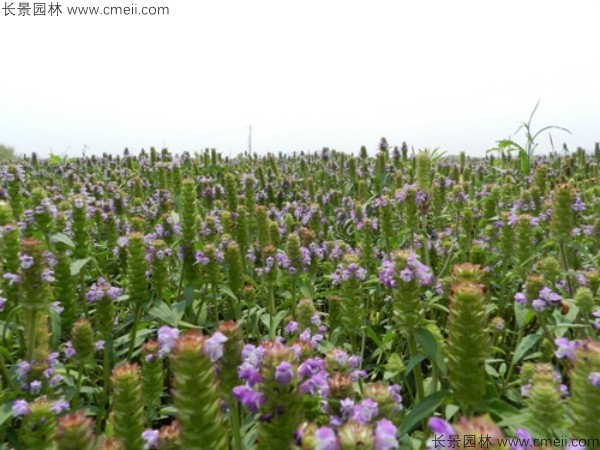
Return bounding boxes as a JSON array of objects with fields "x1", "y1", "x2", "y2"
[{"x1": 0, "y1": 143, "x2": 16, "y2": 162}]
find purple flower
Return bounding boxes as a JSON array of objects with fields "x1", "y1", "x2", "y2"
[
  {"x1": 0, "y1": 296, "x2": 5, "y2": 311},
  {"x1": 12, "y1": 399, "x2": 30, "y2": 416},
  {"x1": 400, "y1": 268, "x2": 413, "y2": 283},
  {"x1": 352, "y1": 398, "x2": 378, "y2": 424},
  {"x1": 375, "y1": 418, "x2": 398, "y2": 450},
  {"x1": 555, "y1": 337, "x2": 579, "y2": 361},
  {"x1": 531, "y1": 299, "x2": 546, "y2": 312},
  {"x1": 16, "y1": 360, "x2": 31, "y2": 382},
  {"x1": 233, "y1": 385, "x2": 266, "y2": 414},
  {"x1": 95, "y1": 340, "x2": 105, "y2": 351},
  {"x1": 142, "y1": 429, "x2": 159, "y2": 449},
  {"x1": 284, "y1": 321, "x2": 299, "y2": 335},
  {"x1": 299, "y1": 370, "x2": 330, "y2": 397},
  {"x1": 512, "y1": 428, "x2": 534, "y2": 450},
  {"x1": 50, "y1": 301, "x2": 63, "y2": 314},
  {"x1": 428, "y1": 417, "x2": 455, "y2": 437},
  {"x1": 20, "y1": 255, "x2": 34, "y2": 270},
  {"x1": 588, "y1": 372, "x2": 600, "y2": 388},
  {"x1": 204, "y1": 331, "x2": 228, "y2": 362},
  {"x1": 64, "y1": 341, "x2": 76, "y2": 359},
  {"x1": 30, "y1": 380, "x2": 42, "y2": 394},
  {"x1": 51, "y1": 400, "x2": 70, "y2": 414},
  {"x1": 238, "y1": 362, "x2": 264, "y2": 386},
  {"x1": 514, "y1": 292, "x2": 527, "y2": 305},
  {"x1": 315, "y1": 426, "x2": 340, "y2": 450},
  {"x1": 157, "y1": 326, "x2": 179, "y2": 357},
  {"x1": 275, "y1": 361, "x2": 294, "y2": 386},
  {"x1": 41, "y1": 269, "x2": 55, "y2": 283}
]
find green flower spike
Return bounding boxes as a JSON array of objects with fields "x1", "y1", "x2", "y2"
[
  {"x1": 526, "y1": 363, "x2": 565, "y2": 434},
  {"x1": 141, "y1": 340, "x2": 164, "y2": 422},
  {"x1": 56, "y1": 411, "x2": 96, "y2": 450},
  {"x1": 111, "y1": 363, "x2": 145, "y2": 450},
  {"x1": 170, "y1": 331, "x2": 227, "y2": 450},
  {"x1": 19, "y1": 398, "x2": 56, "y2": 450},
  {"x1": 256, "y1": 342, "x2": 302, "y2": 450},
  {"x1": 447, "y1": 280, "x2": 489, "y2": 415},
  {"x1": 569, "y1": 340, "x2": 600, "y2": 442},
  {"x1": 180, "y1": 178, "x2": 198, "y2": 286}
]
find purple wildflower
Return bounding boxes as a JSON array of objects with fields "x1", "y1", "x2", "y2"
[
  {"x1": 12, "y1": 399, "x2": 30, "y2": 416},
  {"x1": 275, "y1": 361, "x2": 294, "y2": 386},
  {"x1": 204, "y1": 331, "x2": 228, "y2": 362},
  {"x1": 375, "y1": 418, "x2": 398, "y2": 450},
  {"x1": 315, "y1": 426, "x2": 340, "y2": 450}
]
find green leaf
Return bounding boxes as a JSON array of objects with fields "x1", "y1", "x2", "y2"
[
  {"x1": 149, "y1": 301, "x2": 181, "y2": 327},
  {"x1": 70, "y1": 257, "x2": 91, "y2": 276},
  {"x1": 405, "y1": 353, "x2": 426, "y2": 376},
  {"x1": 399, "y1": 391, "x2": 450, "y2": 435},
  {"x1": 511, "y1": 333, "x2": 540, "y2": 367},
  {"x1": 0, "y1": 402, "x2": 13, "y2": 427},
  {"x1": 414, "y1": 328, "x2": 447, "y2": 375},
  {"x1": 50, "y1": 232, "x2": 75, "y2": 248}
]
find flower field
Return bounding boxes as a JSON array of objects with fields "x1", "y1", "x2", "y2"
[{"x1": 0, "y1": 142, "x2": 599, "y2": 449}]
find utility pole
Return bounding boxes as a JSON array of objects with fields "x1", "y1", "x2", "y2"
[{"x1": 248, "y1": 125, "x2": 252, "y2": 156}]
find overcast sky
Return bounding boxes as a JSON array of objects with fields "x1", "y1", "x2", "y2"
[{"x1": 1, "y1": 0, "x2": 598, "y2": 158}]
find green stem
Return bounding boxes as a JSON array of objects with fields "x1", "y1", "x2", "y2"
[
  {"x1": 407, "y1": 333, "x2": 425, "y2": 402},
  {"x1": 72, "y1": 365, "x2": 84, "y2": 411},
  {"x1": 26, "y1": 309, "x2": 38, "y2": 362},
  {"x1": 269, "y1": 282, "x2": 276, "y2": 339},
  {"x1": 0, "y1": 351, "x2": 16, "y2": 391},
  {"x1": 127, "y1": 305, "x2": 141, "y2": 360},
  {"x1": 229, "y1": 401, "x2": 243, "y2": 450}
]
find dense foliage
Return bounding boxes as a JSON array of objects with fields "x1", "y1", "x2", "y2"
[{"x1": 0, "y1": 142, "x2": 599, "y2": 449}]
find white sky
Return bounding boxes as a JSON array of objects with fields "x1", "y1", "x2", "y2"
[{"x1": 1, "y1": 0, "x2": 599, "y2": 158}]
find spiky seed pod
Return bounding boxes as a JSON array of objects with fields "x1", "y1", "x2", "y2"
[
  {"x1": 447, "y1": 281, "x2": 490, "y2": 414},
  {"x1": 243, "y1": 176, "x2": 256, "y2": 213},
  {"x1": 452, "y1": 415, "x2": 505, "y2": 447},
  {"x1": 169, "y1": 331, "x2": 227, "y2": 449},
  {"x1": 357, "y1": 180, "x2": 367, "y2": 204},
  {"x1": 150, "y1": 239, "x2": 168, "y2": 302},
  {"x1": 499, "y1": 213, "x2": 515, "y2": 264},
  {"x1": 379, "y1": 196, "x2": 393, "y2": 252},
  {"x1": 286, "y1": 233, "x2": 302, "y2": 274},
  {"x1": 403, "y1": 186, "x2": 419, "y2": 241},
  {"x1": 71, "y1": 195, "x2": 89, "y2": 260},
  {"x1": 337, "y1": 254, "x2": 365, "y2": 339},
  {"x1": 225, "y1": 242, "x2": 244, "y2": 300},
  {"x1": 1, "y1": 223, "x2": 20, "y2": 312},
  {"x1": 362, "y1": 382, "x2": 399, "y2": 419},
  {"x1": 235, "y1": 206, "x2": 249, "y2": 252},
  {"x1": 127, "y1": 233, "x2": 149, "y2": 308},
  {"x1": 551, "y1": 184, "x2": 575, "y2": 242},
  {"x1": 338, "y1": 420, "x2": 374, "y2": 450},
  {"x1": 56, "y1": 412, "x2": 96, "y2": 450},
  {"x1": 20, "y1": 238, "x2": 50, "y2": 312},
  {"x1": 519, "y1": 362, "x2": 535, "y2": 385},
  {"x1": 268, "y1": 220, "x2": 280, "y2": 248},
  {"x1": 97, "y1": 438, "x2": 126, "y2": 450},
  {"x1": 180, "y1": 179, "x2": 198, "y2": 286},
  {"x1": 111, "y1": 363, "x2": 145, "y2": 450},
  {"x1": 296, "y1": 298, "x2": 317, "y2": 332},
  {"x1": 71, "y1": 319, "x2": 95, "y2": 363},
  {"x1": 527, "y1": 363, "x2": 565, "y2": 433},
  {"x1": 0, "y1": 201, "x2": 12, "y2": 225},
  {"x1": 387, "y1": 251, "x2": 425, "y2": 334},
  {"x1": 539, "y1": 256, "x2": 562, "y2": 286},
  {"x1": 19, "y1": 398, "x2": 56, "y2": 450},
  {"x1": 452, "y1": 263, "x2": 485, "y2": 284},
  {"x1": 569, "y1": 340, "x2": 600, "y2": 441},
  {"x1": 327, "y1": 372, "x2": 354, "y2": 402},
  {"x1": 217, "y1": 321, "x2": 244, "y2": 399},
  {"x1": 416, "y1": 151, "x2": 431, "y2": 194},
  {"x1": 515, "y1": 214, "x2": 533, "y2": 267},
  {"x1": 156, "y1": 421, "x2": 183, "y2": 450},
  {"x1": 574, "y1": 287, "x2": 594, "y2": 317},
  {"x1": 254, "y1": 205, "x2": 271, "y2": 251},
  {"x1": 7, "y1": 165, "x2": 24, "y2": 221},
  {"x1": 256, "y1": 343, "x2": 303, "y2": 450},
  {"x1": 585, "y1": 269, "x2": 600, "y2": 297},
  {"x1": 141, "y1": 340, "x2": 164, "y2": 421},
  {"x1": 534, "y1": 165, "x2": 548, "y2": 196},
  {"x1": 224, "y1": 173, "x2": 239, "y2": 212},
  {"x1": 524, "y1": 275, "x2": 545, "y2": 305}
]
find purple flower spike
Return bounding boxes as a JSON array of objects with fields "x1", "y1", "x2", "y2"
[
  {"x1": 142, "y1": 429, "x2": 160, "y2": 449},
  {"x1": 157, "y1": 326, "x2": 180, "y2": 357},
  {"x1": 375, "y1": 418, "x2": 398, "y2": 450},
  {"x1": 275, "y1": 361, "x2": 294, "y2": 386},
  {"x1": 315, "y1": 426, "x2": 340, "y2": 450},
  {"x1": 204, "y1": 331, "x2": 228, "y2": 362},
  {"x1": 233, "y1": 385, "x2": 266, "y2": 414},
  {"x1": 588, "y1": 372, "x2": 600, "y2": 388},
  {"x1": 12, "y1": 399, "x2": 30, "y2": 416}
]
